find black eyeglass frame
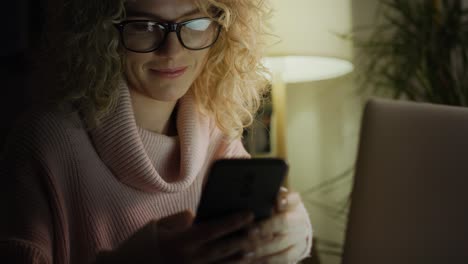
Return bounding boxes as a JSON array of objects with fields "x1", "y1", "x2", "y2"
[{"x1": 114, "y1": 17, "x2": 222, "y2": 53}]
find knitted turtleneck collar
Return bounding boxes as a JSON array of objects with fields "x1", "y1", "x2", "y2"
[{"x1": 90, "y1": 81, "x2": 210, "y2": 193}]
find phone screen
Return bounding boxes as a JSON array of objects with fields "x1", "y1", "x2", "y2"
[{"x1": 195, "y1": 158, "x2": 288, "y2": 223}]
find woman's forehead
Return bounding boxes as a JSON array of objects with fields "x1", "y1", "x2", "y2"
[{"x1": 125, "y1": 0, "x2": 200, "y2": 20}]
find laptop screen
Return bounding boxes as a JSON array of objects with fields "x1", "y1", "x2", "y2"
[{"x1": 342, "y1": 98, "x2": 468, "y2": 264}]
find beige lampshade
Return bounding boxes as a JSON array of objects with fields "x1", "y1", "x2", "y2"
[{"x1": 267, "y1": 0, "x2": 353, "y2": 60}]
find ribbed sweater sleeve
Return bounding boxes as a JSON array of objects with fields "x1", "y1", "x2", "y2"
[
  {"x1": 0, "y1": 240, "x2": 50, "y2": 264},
  {"x1": 224, "y1": 138, "x2": 251, "y2": 158},
  {"x1": 1, "y1": 112, "x2": 61, "y2": 264}
]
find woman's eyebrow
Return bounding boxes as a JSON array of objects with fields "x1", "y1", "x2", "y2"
[{"x1": 125, "y1": 8, "x2": 202, "y2": 21}]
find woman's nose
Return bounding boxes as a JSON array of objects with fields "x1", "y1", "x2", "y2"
[{"x1": 156, "y1": 32, "x2": 184, "y2": 56}]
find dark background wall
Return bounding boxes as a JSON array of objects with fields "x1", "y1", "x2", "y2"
[{"x1": 0, "y1": 1, "x2": 46, "y2": 146}]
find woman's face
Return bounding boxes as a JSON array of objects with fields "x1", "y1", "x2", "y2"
[{"x1": 123, "y1": 0, "x2": 211, "y2": 101}]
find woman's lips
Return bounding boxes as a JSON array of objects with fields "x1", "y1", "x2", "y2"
[{"x1": 150, "y1": 66, "x2": 188, "y2": 79}]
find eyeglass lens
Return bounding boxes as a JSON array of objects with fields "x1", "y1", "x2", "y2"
[{"x1": 122, "y1": 18, "x2": 219, "y2": 52}]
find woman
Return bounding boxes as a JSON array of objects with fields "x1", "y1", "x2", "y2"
[{"x1": 1, "y1": 0, "x2": 312, "y2": 263}]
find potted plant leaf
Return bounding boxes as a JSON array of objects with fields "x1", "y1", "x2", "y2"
[{"x1": 355, "y1": 0, "x2": 468, "y2": 106}]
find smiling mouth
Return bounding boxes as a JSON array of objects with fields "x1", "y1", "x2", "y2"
[{"x1": 150, "y1": 67, "x2": 188, "y2": 79}]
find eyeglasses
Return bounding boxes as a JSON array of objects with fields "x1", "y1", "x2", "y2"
[{"x1": 114, "y1": 17, "x2": 222, "y2": 53}]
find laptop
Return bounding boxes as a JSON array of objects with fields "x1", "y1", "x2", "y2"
[{"x1": 341, "y1": 98, "x2": 468, "y2": 264}]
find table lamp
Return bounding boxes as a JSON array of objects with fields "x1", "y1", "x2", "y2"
[{"x1": 263, "y1": 0, "x2": 355, "y2": 161}]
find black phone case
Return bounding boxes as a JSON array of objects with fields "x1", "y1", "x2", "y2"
[{"x1": 195, "y1": 158, "x2": 288, "y2": 223}]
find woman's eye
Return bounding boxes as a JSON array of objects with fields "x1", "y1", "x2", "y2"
[{"x1": 185, "y1": 19, "x2": 213, "y2": 31}]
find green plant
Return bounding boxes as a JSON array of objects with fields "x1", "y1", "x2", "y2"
[{"x1": 356, "y1": 0, "x2": 468, "y2": 106}]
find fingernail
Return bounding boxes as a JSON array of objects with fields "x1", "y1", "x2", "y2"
[{"x1": 279, "y1": 197, "x2": 288, "y2": 210}]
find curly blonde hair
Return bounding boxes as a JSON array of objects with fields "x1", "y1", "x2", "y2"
[
  {"x1": 35, "y1": 0, "x2": 271, "y2": 140},
  {"x1": 194, "y1": 0, "x2": 272, "y2": 139}
]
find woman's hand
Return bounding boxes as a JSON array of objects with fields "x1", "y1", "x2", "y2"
[
  {"x1": 248, "y1": 189, "x2": 312, "y2": 263},
  {"x1": 104, "y1": 210, "x2": 261, "y2": 264}
]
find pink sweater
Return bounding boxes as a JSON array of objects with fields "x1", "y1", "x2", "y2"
[{"x1": 1, "y1": 82, "x2": 312, "y2": 263}]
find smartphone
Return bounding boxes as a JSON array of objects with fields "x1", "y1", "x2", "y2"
[{"x1": 195, "y1": 158, "x2": 288, "y2": 223}]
